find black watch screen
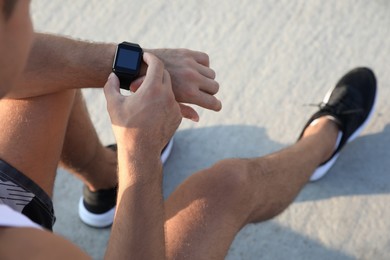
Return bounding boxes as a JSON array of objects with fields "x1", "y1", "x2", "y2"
[{"x1": 112, "y1": 42, "x2": 143, "y2": 90}]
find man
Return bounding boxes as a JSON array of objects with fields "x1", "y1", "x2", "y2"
[{"x1": 0, "y1": 1, "x2": 377, "y2": 259}]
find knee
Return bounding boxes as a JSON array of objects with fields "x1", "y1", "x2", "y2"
[
  {"x1": 207, "y1": 158, "x2": 289, "y2": 223},
  {"x1": 204, "y1": 159, "x2": 255, "y2": 211},
  {"x1": 210, "y1": 158, "x2": 251, "y2": 188}
]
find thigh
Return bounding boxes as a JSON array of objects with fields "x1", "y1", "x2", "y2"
[{"x1": 0, "y1": 90, "x2": 76, "y2": 196}]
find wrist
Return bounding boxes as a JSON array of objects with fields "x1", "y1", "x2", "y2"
[
  {"x1": 117, "y1": 149, "x2": 163, "y2": 188},
  {"x1": 116, "y1": 138, "x2": 163, "y2": 180}
]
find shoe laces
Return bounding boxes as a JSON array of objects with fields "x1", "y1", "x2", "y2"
[{"x1": 305, "y1": 101, "x2": 364, "y2": 116}]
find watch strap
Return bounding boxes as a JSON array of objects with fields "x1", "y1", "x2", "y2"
[
  {"x1": 121, "y1": 42, "x2": 141, "y2": 49},
  {"x1": 116, "y1": 73, "x2": 134, "y2": 90}
]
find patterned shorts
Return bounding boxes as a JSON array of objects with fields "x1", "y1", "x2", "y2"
[{"x1": 0, "y1": 159, "x2": 55, "y2": 230}]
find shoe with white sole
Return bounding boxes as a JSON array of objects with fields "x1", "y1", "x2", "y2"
[
  {"x1": 298, "y1": 67, "x2": 377, "y2": 181},
  {"x1": 78, "y1": 137, "x2": 174, "y2": 227}
]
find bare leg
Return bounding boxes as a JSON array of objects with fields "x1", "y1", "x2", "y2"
[
  {"x1": 0, "y1": 89, "x2": 117, "y2": 195},
  {"x1": 164, "y1": 117, "x2": 338, "y2": 259},
  {"x1": 0, "y1": 91, "x2": 76, "y2": 197},
  {"x1": 59, "y1": 90, "x2": 117, "y2": 191}
]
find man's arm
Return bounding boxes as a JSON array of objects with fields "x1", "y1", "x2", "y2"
[
  {"x1": 8, "y1": 33, "x2": 115, "y2": 98},
  {"x1": 8, "y1": 33, "x2": 221, "y2": 118},
  {"x1": 104, "y1": 143, "x2": 166, "y2": 259},
  {"x1": 104, "y1": 53, "x2": 182, "y2": 259}
]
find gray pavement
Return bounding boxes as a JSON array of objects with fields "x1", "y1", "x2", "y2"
[{"x1": 31, "y1": 0, "x2": 390, "y2": 259}]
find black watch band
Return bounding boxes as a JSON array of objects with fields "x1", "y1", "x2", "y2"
[{"x1": 116, "y1": 73, "x2": 135, "y2": 90}]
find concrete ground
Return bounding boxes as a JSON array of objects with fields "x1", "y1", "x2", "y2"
[{"x1": 31, "y1": 0, "x2": 390, "y2": 259}]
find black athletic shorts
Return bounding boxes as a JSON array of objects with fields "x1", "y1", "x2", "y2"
[{"x1": 0, "y1": 159, "x2": 55, "y2": 230}]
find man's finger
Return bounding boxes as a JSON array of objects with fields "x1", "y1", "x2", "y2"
[
  {"x1": 129, "y1": 76, "x2": 146, "y2": 92},
  {"x1": 187, "y1": 91, "x2": 222, "y2": 112},
  {"x1": 197, "y1": 63, "x2": 216, "y2": 79},
  {"x1": 179, "y1": 104, "x2": 199, "y2": 122},
  {"x1": 141, "y1": 52, "x2": 165, "y2": 89},
  {"x1": 162, "y1": 70, "x2": 173, "y2": 89},
  {"x1": 193, "y1": 51, "x2": 210, "y2": 67},
  {"x1": 103, "y1": 73, "x2": 121, "y2": 103},
  {"x1": 199, "y1": 77, "x2": 220, "y2": 95}
]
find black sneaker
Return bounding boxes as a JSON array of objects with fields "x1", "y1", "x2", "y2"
[
  {"x1": 78, "y1": 138, "x2": 174, "y2": 227},
  {"x1": 298, "y1": 67, "x2": 377, "y2": 181}
]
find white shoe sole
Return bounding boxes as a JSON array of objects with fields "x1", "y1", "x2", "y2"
[
  {"x1": 78, "y1": 198, "x2": 116, "y2": 228},
  {"x1": 310, "y1": 86, "x2": 377, "y2": 181}
]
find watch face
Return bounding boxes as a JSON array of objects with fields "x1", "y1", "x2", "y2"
[{"x1": 113, "y1": 43, "x2": 142, "y2": 74}]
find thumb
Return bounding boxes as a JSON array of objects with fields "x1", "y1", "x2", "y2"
[
  {"x1": 180, "y1": 104, "x2": 199, "y2": 122},
  {"x1": 104, "y1": 73, "x2": 121, "y2": 103}
]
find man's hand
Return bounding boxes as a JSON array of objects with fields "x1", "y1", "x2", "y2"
[
  {"x1": 104, "y1": 52, "x2": 182, "y2": 159},
  {"x1": 104, "y1": 53, "x2": 176, "y2": 258},
  {"x1": 131, "y1": 49, "x2": 222, "y2": 122}
]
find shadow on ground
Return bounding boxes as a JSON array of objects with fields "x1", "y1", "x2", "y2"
[{"x1": 164, "y1": 124, "x2": 390, "y2": 201}]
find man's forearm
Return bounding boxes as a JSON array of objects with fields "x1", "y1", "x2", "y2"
[
  {"x1": 8, "y1": 33, "x2": 116, "y2": 98},
  {"x1": 105, "y1": 146, "x2": 166, "y2": 259},
  {"x1": 8, "y1": 33, "x2": 222, "y2": 117}
]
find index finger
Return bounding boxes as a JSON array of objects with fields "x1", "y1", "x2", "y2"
[{"x1": 141, "y1": 52, "x2": 165, "y2": 89}]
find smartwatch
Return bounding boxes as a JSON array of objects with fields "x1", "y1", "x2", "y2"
[{"x1": 112, "y1": 42, "x2": 143, "y2": 90}]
